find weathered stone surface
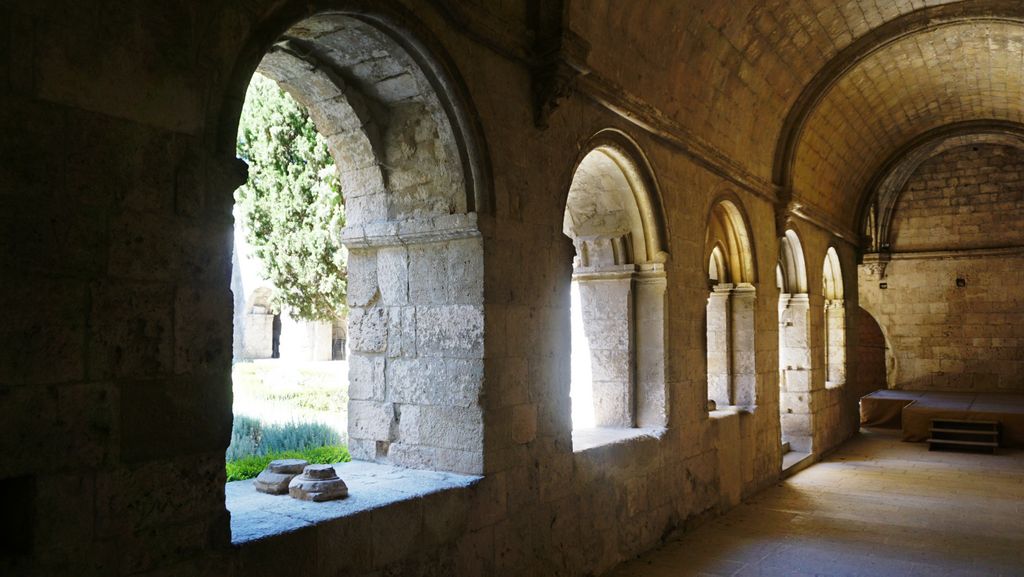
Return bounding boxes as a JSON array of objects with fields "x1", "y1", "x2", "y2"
[
  {"x1": 288, "y1": 465, "x2": 349, "y2": 502},
  {"x1": 254, "y1": 459, "x2": 309, "y2": 495}
]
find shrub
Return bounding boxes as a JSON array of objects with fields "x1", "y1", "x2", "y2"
[
  {"x1": 225, "y1": 415, "x2": 345, "y2": 461},
  {"x1": 226, "y1": 445, "x2": 351, "y2": 482},
  {"x1": 258, "y1": 420, "x2": 342, "y2": 454}
]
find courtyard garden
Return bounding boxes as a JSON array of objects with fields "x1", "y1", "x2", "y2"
[{"x1": 227, "y1": 360, "x2": 350, "y2": 480}]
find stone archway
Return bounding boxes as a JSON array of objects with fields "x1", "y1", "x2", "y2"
[
  {"x1": 563, "y1": 131, "x2": 669, "y2": 436},
  {"x1": 822, "y1": 247, "x2": 846, "y2": 388},
  {"x1": 777, "y1": 229, "x2": 812, "y2": 454},
  {"x1": 228, "y1": 11, "x2": 489, "y2": 474},
  {"x1": 705, "y1": 198, "x2": 758, "y2": 409}
]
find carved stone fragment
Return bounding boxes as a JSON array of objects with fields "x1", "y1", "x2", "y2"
[
  {"x1": 288, "y1": 464, "x2": 349, "y2": 502},
  {"x1": 254, "y1": 458, "x2": 308, "y2": 495}
]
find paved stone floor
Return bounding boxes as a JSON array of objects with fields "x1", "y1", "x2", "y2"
[{"x1": 608, "y1": 429, "x2": 1024, "y2": 577}]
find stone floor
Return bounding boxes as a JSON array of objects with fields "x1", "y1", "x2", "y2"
[{"x1": 608, "y1": 429, "x2": 1024, "y2": 577}]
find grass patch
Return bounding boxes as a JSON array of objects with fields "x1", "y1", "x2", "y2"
[{"x1": 226, "y1": 445, "x2": 351, "y2": 482}]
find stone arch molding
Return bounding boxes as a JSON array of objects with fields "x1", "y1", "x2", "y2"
[
  {"x1": 216, "y1": 4, "x2": 494, "y2": 474},
  {"x1": 859, "y1": 121, "x2": 1024, "y2": 252},
  {"x1": 822, "y1": 246, "x2": 844, "y2": 302},
  {"x1": 705, "y1": 196, "x2": 757, "y2": 285},
  {"x1": 822, "y1": 246, "x2": 846, "y2": 387},
  {"x1": 705, "y1": 196, "x2": 759, "y2": 409},
  {"x1": 564, "y1": 129, "x2": 670, "y2": 266},
  {"x1": 778, "y1": 229, "x2": 808, "y2": 295},
  {"x1": 216, "y1": 1, "x2": 493, "y2": 222}
]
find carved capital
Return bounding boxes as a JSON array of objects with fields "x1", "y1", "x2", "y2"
[{"x1": 861, "y1": 253, "x2": 890, "y2": 279}]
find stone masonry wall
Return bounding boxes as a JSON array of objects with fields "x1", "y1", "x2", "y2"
[
  {"x1": 861, "y1": 144, "x2": 1024, "y2": 392},
  {"x1": 890, "y1": 145, "x2": 1024, "y2": 251},
  {"x1": 0, "y1": 2, "x2": 865, "y2": 576}
]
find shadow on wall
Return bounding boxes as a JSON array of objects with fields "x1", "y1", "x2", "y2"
[{"x1": 854, "y1": 306, "x2": 887, "y2": 396}]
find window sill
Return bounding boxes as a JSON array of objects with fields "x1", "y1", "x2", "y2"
[
  {"x1": 226, "y1": 460, "x2": 481, "y2": 545},
  {"x1": 572, "y1": 426, "x2": 666, "y2": 453},
  {"x1": 709, "y1": 405, "x2": 757, "y2": 419}
]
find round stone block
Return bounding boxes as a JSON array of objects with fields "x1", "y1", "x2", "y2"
[
  {"x1": 268, "y1": 459, "x2": 308, "y2": 474},
  {"x1": 288, "y1": 465, "x2": 349, "y2": 502},
  {"x1": 254, "y1": 459, "x2": 310, "y2": 494}
]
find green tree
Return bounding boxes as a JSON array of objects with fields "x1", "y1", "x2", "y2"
[{"x1": 236, "y1": 73, "x2": 347, "y2": 322}]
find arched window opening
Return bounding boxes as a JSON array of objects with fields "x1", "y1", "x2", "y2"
[
  {"x1": 777, "y1": 230, "x2": 812, "y2": 456},
  {"x1": 228, "y1": 74, "x2": 350, "y2": 480},
  {"x1": 563, "y1": 137, "x2": 668, "y2": 446},
  {"x1": 705, "y1": 200, "x2": 757, "y2": 410},
  {"x1": 823, "y1": 247, "x2": 846, "y2": 388},
  {"x1": 226, "y1": 12, "x2": 487, "y2": 511}
]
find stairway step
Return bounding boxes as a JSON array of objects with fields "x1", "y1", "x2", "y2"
[
  {"x1": 931, "y1": 419, "x2": 998, "y2": 431},
  {"x1": 926, "y1": 438, "x2": 998, "y2": 447},
  {"x1": 929, "y1": 427, "x2": 998, "y2": 435}
]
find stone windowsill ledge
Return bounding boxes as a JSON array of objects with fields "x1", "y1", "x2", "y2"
[
  {"x1": 709, "y1": 405, "x2": 757, "y2": 419},
  {"x1": 227, "y1": 460, "x2": 481, "y2": 545},
  {"x1": 572, "y1": 426, "x2": 667, "y2": 453}
]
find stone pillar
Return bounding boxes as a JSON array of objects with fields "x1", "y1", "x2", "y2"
[
  {"x1": 242, "y1": 311, "x2": 275, "y2": 359},
  {"x1": 706, "y1": 283, "x2": 732, "y2": 408},
  {"x1": 779, "y1": 293, "x2": 812, "y2": 452},
  {"x1": 730, "y1": 283, "x2": 757, "y2": 407},
  {"x1": 634, "y1": 268, "x2": 667, "y2": 427},
  {"x1": 577, "y1": 271, "x2": 635, "y2": 427},
  {"x1": 825, "y1": 299, "x2": 846, "y2": 385},
  {"x1": 278, "y1": 312, "x2": 334, "y2": 361},
  {"x1": 343, "y1": 217, "x2": 486, "y2": 475}
]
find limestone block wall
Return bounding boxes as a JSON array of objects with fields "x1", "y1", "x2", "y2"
[
  {"x1": 345, "y1": 233, "x2": 485, "y2": 474},
  {"x1": 861, "y1": 144, "x2": 1024, "y2": 393},
  {"x1": 242, "y1": 313, "x2": 275, "y2": 359},
  {"x1": 889, "y1": 145, "x2": 1024, "y2": 251},
  {"x1": 860, "y1": 255, "x2": 1024, "y2": 392}
]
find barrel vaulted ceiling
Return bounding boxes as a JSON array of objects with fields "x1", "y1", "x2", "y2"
[{"x1": 571, "y1": 0, "x2": 1024, "y2": 234}]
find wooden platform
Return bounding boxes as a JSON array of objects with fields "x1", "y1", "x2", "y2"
[{"x1": 860, "y1": 390, "x2": 1024, "y2": 447}]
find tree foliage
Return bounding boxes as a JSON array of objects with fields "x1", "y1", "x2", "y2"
[{"x1": 236, "y1": 73, "x2": 347, "y2": 322}]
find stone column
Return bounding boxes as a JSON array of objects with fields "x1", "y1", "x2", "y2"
[
  {"x1": 779, "y1": 293, "x2": 812, "y2": 452},
  {"x1": 706, "y1": 283, "x2": 733, "y2": 408},
  {"x1": 731, "y1": 283, "x2": 757, "y2": 407},
  {"x1": 825, "y1": 299, "x2": 846, "y2": 385},
  {"x1": 634, "y1": 268, "x2": 667, "y2": 427},
  {"x1": 577, "y1": 270, "x2": 635, "y2": 427}
]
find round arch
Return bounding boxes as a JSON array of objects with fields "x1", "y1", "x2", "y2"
[
  {"x1": 213, "y1": 0, "x2": 493, "y2": 216},
  {"x1": 822, "y1": 246, "x2": 844, "y2": 301},
  {"x1": 858, "y1": 120, "x2": 1024, "y2": 251},
  {"x1": 778, "y1": 229, "x2": 808, "y2": 294},
  {"x1": 564, "y1": 129, "x2": 669, "y2": 264},
  {"x1": 706, "y1": 196, "x2": 757, "y2": 284},
  {"x1": 214, "y1": 2, "x2": 493, "y2": 475}
]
